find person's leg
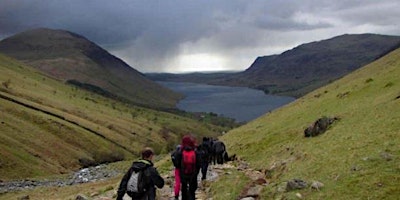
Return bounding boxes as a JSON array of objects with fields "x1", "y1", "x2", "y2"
[
  {"x1": 201, "y1": 161, "x2": 209, "y2": 180},
  {"x1": 201, "y1": 162, "x2": 206, "y2": 180},
  {"x1": 181, "y1": 176, "x2": 189, "y2": 200},
  {"x1": 188, "y1": 175, "x2": 198, "y2": 200},
  {"x1": 216, "y1": 153, "x2": 221, "y2": 164},
  {"x1": 174, "y1": 168, "x2": 181, "y2": 198}
]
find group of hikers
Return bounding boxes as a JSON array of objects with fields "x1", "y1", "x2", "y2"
[{"x1": 116, "y1": 134, "x2": 229, "y2": 200}]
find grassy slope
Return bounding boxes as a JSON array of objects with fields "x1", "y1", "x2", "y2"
[
  {"x1": 220, "y1": 48, "x2": 400, "y2": 199},
  {"x1": 2, "y1": 48, "x2": 399, "y2": 199},
  {"x1": 0, "y1": 54, "x2": 226, "y2": 181}
]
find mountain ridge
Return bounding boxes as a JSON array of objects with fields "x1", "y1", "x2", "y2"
[{"x1": 0, "y1": 28, "x2": 182, "y2": 109}]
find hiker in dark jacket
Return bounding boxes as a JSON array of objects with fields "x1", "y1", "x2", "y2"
[
  {"x1": 171, "y1": 144, "x2": 182, "y2": 200},
  {"x1": 212, "y1": 140, "x2": 226, "y2": 164},
  {"x1": 117, "y1": 147, "x2": 164, "y2": 200},
  {"x1": 198, "y1": 137, "x2": 212, "y2": 180},
  {"x1": 175, "y1": 135, "x2": 201, "y2": 200}
]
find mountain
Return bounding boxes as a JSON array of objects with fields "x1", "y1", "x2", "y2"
[
  {"x1": 147, "y1": 34, "x2": 400, "y2": 97},
  {"x1": 230, "y1": 33, "x2": 400, "y2": 96},
  {"x1": 219, "y1": 47, "x2": 400, "y2": 199},
  {"x1": 0, "y1": 28, "x2": 182, "y2": 109},
  {"x1": 0, "y1": 53, "x2": 227, "y2": 180}
]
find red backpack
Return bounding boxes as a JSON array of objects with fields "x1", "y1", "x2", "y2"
[{"x1": 181, "y1": 149, "x2": 196, "y2": 175}]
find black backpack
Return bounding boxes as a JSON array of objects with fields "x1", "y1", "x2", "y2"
[
  {"x1": 171, "y1": 147, "x2": 181, "y2": 168},
  {"x1": 198, "y1": 143, "x2": 210, "y2": 160}
]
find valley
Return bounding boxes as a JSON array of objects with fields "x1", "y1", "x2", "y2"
[{"x1": 0, "y1": 28, "x2": 399, "y2": 199}]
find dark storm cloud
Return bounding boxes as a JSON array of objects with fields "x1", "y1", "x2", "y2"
[{"x1": 0, "y1": 0, "x2": 399, "y2": 72}]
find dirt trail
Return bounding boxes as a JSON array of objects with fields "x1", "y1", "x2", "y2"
[
  {"x1": 94, "y1": 161, "x2": 266, "y2": 200},
  {"x1": 157, "y1": 164, "x2": 228, "y2": 200}
]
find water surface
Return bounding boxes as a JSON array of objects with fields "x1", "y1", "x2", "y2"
[{"x1": 159, "y1": 81, "x2": 295, "y2": 122}]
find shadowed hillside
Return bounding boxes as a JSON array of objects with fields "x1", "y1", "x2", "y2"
[
  {"x1": 0, "y1": 54, "x2": 227, "y2": 181},
  {"x1": 219, "y1": 47, "x2": 400, "y2": 199},
  {"x1": 0, "y1": 28, "x2": 182, "y2": 109}
]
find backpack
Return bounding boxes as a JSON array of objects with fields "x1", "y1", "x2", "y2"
[
  {"x1": 202, "y1": 142, "x2": 211, "y2": 154},
  {"x1": 171, "y1": 147, "x2": 181, "y2": 168},
  {"x1": 181, "y1": 149, "x2": 196, "y2": 175},
  {"x1": 127, "y1": 168, "x2": 147, "y2": 197},
  {"x1": 198, "y1": 143, "x2": 209, "y2": 161}
]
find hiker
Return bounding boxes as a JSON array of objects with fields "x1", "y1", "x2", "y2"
[
  {"x1": 117, "y1": 147, "x2": 164, "y2": 200},
  {"x1": 209, "y1": 138, "x2": 215, "y2": 165},
  {"x1": 171, "y1": 144, "x2": 182, "y2": 200},
  {"x1": 197, "y1": 137, "x2": 212, "y2": 180},
  {"x1": 175, "y1": 135, "x2": 201, "y2": 200},
  {"x1": 212, "y1": 139, "x2": 226, "y2": 164}
]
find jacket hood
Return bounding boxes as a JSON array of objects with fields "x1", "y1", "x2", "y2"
[
  {"x1": 131, "y1": 159, "x2": 153, "y2": 171},
  {"x1": 181, "y1": 135, "x2": 195, "y2": 148}
]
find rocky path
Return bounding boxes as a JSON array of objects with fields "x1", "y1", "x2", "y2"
[
  {"x1": 3, "y1": 160, "x2": 268, "y2": 200},
  {"x1": 155, "y1": 168, "x2": 218, "y2": 200},
  {"x1": 95, "y1": 160, "x2": 267, "y2": 200},
  {"x1": 93, "y1": 164, "x2": 224, "y2": 200}
]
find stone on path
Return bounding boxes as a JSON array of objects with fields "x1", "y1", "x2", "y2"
[
  {"x1": 76, "y1": 194, "x2": 89, "y2": 200},
  {"x1": 311, "y1": 181, "x2": 324, "y2": 190},
  {"x1": 240, "y1": 197, "x2": 256, "y2": 200},
  {"x1": 286, "y1": 179, "x2": 308, "y2": 191}
]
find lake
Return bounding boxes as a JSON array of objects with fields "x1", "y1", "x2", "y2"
[{"x1": 158, "y1": 81, "x2": 295, "y2": 122}]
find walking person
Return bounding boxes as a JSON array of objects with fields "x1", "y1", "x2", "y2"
[
  {"x1": 171, "y1": 144, "x2": 182, "y2": 200},
  {"x1": 198, "y1": 137, "x2": 212, "y2": 180},
  {"x1": 117, "y1": 147, "x2": 164, "y2": 200},
  {"x1": 175, "y1": 135, "x2": 201, "y2": 200},
  {"x1": 213, "y1": 139, "x2": 226, "y2": 164}
]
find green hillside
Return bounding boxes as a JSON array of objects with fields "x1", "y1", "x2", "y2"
[
  {"x1": 0, "y1": 54, "x2": 226, "y2": 181},
  {"x1": 220, "y1": 48, "x2": 400, "y2": 199}
]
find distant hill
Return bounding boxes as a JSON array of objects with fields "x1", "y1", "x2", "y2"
[
  {"x1": 146, "y1": 71, "x2": 235, "y2": 84},
  {"x1": 0, "y1": 28, "x2": 182, "y2": 109},
  {"x1": 147, "y1": 34, "x2": 400, "y2": 97},
  {"x1": 219, "y1": 47, "x2": 400, "y2": 199}
]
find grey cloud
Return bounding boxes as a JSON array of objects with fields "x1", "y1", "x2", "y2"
[
  {"x1": 254, "y1": 16, "x2": 332, "y2": 31},
  {"x1": 0, "y1": 0, "x2": 399, "y2": 72}
]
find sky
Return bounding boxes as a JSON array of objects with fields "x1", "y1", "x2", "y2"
[{"x1": 0, "y1": 0, "x2": 399, "y2": 73}]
